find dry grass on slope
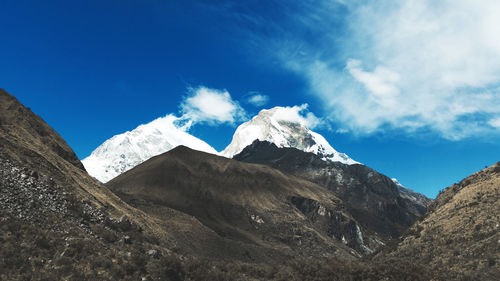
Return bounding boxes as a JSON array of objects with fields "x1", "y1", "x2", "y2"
[{"x1": 379, "y1": 162, "x2": 500, "y2": 280}]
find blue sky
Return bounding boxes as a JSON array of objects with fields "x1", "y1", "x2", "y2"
[{"x1": 1, "y1": 0, "x2": 499, "y2": 198}]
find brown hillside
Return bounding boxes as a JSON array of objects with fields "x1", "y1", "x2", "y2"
[{"x1": 377, "y1": 162, "x2": 500, "y2": 280}]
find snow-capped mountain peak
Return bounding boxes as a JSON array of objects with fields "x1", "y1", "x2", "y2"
[
  {"x1": 82, "y1": 115, "x2": 217, "y2": 183},
  {"x1": 221, "y1": 106, "x2": 358, "y2": 165},
  {"x1": 392, "y1": 178, "x2": 433, "y2": 207}
]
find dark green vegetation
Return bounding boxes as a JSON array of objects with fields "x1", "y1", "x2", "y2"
[{"x1": 1, "y1": 89, "x2": 497, "y2": 280}]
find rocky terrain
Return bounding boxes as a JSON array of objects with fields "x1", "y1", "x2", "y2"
[
  {"x1": 0, "y1": 154, "x2": 104, "y2": 227},
  {"x1": 378, "y1": 162, "x2": 500, "y2": 280},
  {"x1": 234, "y1": 140, "x2": 431, "y2": 245}
]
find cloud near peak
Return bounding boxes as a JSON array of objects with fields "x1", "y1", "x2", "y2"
[
  {"x1": 269, "y1": 104, "x2": 324, "y2": 129},
  {"x1": 246, "y1": 92, "x2": 269, "y2": 106},
  {"x1": 180, "y1": 86, "x2": 247, "y2": 126}
]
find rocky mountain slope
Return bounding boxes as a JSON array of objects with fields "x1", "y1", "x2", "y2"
[
  {"x1": 377, "y1": 162, "x2": 500, "y2": 280},
  {"x1": 234, "y1": 140, "x2": 431, "y2": 244},
  {"x1": 106, "y1": 145, "x2": 381, "y2": 259},
  {"x1": 0, "y1": 89, "x2": 172, "y2": 280},
  {"x1": 82, "y1": 115, "x2": 217, "y2": 183},
  {"x1": 221, "y1": 106, "x2": 357, "y2": 164}
]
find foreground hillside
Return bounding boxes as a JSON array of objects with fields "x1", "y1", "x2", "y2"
[
  {"x1": 0, "y1": 89, "x2": 223, "y2": 280},
  {"x1": 377, "y1": 162, "x2": 500, "y2": 280}
]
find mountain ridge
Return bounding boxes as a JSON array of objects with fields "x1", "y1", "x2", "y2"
[{"x1": 0, "y1": 88, "x2": 85, "y2": 171}]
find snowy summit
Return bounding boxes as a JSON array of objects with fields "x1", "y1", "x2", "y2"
[
  {"x1": 221, "y1": 105, "x2": 358, "y2": 165},
  {"x1": 82, "y1": 115, "x2": 217, "y2": 183}
]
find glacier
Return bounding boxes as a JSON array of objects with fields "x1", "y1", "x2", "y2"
[{"x1": 82, "y1": 115, "x2": 217, "y2": 183}]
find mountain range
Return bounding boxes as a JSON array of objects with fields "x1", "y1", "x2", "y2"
[
  {"x1": 82, "y1": 106, "x2": 357, "y2": 183},
  {"x1": 1, "y1": 88, "x2": 498, "y2": 280},
  {"x1": 82, "y1": 115, "x2": 217, "y2": 183}
]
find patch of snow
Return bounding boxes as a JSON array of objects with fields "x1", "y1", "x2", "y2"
[
  {"x1": 393, "y1": 178, "x2": 432, "y2": 207},
  {"x1": 391, "y1": 178, "x2": 403, "y2": 187},
  {"x1": 250, "y1": 214, "x2": 264, "y2": 224},
  {"x1": 374, "y1": 237, "x2": 386, "y2": 246},
  {"x1": 317, "y1": 205, "x2": 327, "y2": 216},
  {"x1": 335, "y1": 172, "x2": 344, "y2": 184},
  {"x1": 341, "y1": 235, "x2": 348, "y2": 244},
  {"x1": 355, "y1": 224, "x2": 364, "y2": 244},
  {"x1": 361, "y1": 244, "x2": 373, "y2": 254}
]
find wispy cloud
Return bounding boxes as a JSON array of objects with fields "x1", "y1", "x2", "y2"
[
  {"x1": 270, "y1": 104, "x2": 324, "y2": 129},
  {"x1": 224, "y1": 0, "x2": 500, "y2": 140},
  {"x1": 489, "y1": 117, "x2": 500, "y2": 129},
  {"x1": 336, "y1": 128, "x2": 349, "y2": 134},
  {"x1": 246, "y1": 92, "x2": 269, "y2": 106},
  {"x1": 180, "y1": 86, "x2": 246, "y2": 126}
]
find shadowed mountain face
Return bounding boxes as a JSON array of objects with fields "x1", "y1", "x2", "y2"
[
  {"x1": 233, "y1": 140, "x2": 431, "y2": 241},
  {"x1": 107, "y1": 145, "x2": 386, "y2": 258},
  {"x1": 378, "y1": 162, "x2": 500, "y2": 281}
]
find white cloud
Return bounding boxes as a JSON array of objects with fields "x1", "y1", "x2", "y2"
[
  {"x1": 270, "y1": 104, "x2": 324, "y2": 129},
  {"x1": 346, "y1": 59, "x2": 401, "y2": 108},
  {"x1": 180, "y1": 86, "x2": 246, "y2": 126},
  {"x1": 246, "y1": 92, "x2": 269, "y2": 106},
  {"x1": 240, "y1": 0, "x2": 500, "y2": 140},
  {"x1": 489, "y1": 118, "x2": 500, "y2": 129}
]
